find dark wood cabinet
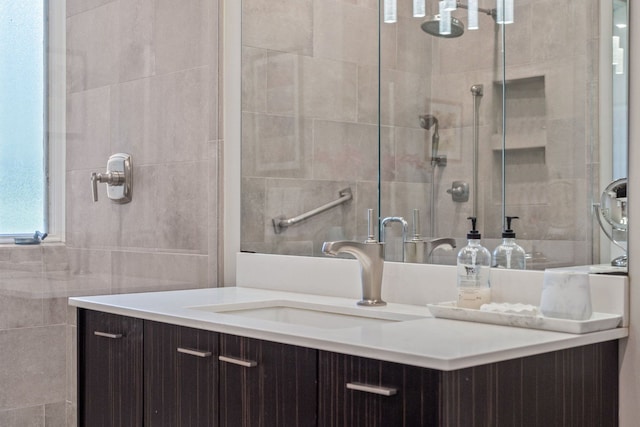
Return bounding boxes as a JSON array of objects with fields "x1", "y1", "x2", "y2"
[
  {"x1": 218, "y1": 334, "x2": 318, "y2": 427},
  {"x1": 438, "y1": 341, "x2": 619, "y2": 427},
  {"x1": 78, "y1": 308, "x2": 618, "y2": 427},
  {"x1": 78, "y1": 309, "x2": 144, "y2": 427},
  {"x1": 144, "y1": 321, "x2": 218, "y2": 427},
  {"x1": 318, "y1": 351, "x2": 439, "y2": 427}
]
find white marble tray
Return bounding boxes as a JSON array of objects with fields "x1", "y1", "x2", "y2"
[{"x1": 427, "y1": 302, "x2": 622, "y2": 334}]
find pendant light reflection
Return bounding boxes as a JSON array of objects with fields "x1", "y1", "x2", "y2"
[
  {"x1": 468, "y1": 0, "x2": 479, "y2": 30},
  {"x1": 613, "y1": 36, "x2": 624, "y2": 75},
  {"x1": 496, "y1": 0, "x2": 514, "y2": 24},
  {"x1": 413, "y1": 0, "x2": 426, "y2": 18},
  {"x1": 384, "y1": 0, "x2": 397, "y2": 23},
  {"x1": 443, "y1": 0, "x2": 457, "y2": 11},
  {"x1": 439, "y1": 1, "x2": 452, "y2": 35}
]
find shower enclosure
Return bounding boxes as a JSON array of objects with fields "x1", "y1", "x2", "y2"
[{"x1": 240, "y1": 0, "x2": 621, "y2": 269}]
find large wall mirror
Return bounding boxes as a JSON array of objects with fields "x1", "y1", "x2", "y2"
[{"x1": 240, "y1": 0, "x2": 628, "y2": 271}]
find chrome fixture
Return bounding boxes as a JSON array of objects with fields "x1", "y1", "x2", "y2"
[
  {"x1": 446, "y1": 181, "x2": 469, "y2": 202},
  {"x1": 419, "y1": 114, "x2": 446, "y2": 167},
  {"x1": 421, "y1": 15, "x2": 465, "y2": 38},
  {"x1": 381, "y1": 216, "x2": 408, "y2": 262},
  {"x1": 322, "y1": 209, "x2": 385, "y2": 306},
  {"x1": 90, "y1": 153, "x2": 133, "y2": 204},
  {"x1": 420, "y1": 114, "x2": 446, "y2": 236},
  {"x1": 404, "y1": 210, "x2": 456, "y2": 263},
  {"x1": 14, "y1": 230, "x2": 48, "y2": 245},
  {"x1": 273, "y1": 188, "x2": 352, "y2": 234},
  {"x1": 471, "y1": 84, "x2": 483, "y2": 217},
  {"x1": 426, "y1": 237, "x2": 457, "y2": 263},
  {"x1": 594, "y1": 178, "x2": 628, "y2": 267},
  {"x1": 420, "y1": 1, "x2": 513, "y2": 38}
]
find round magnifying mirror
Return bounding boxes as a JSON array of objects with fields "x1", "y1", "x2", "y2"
[{"x1": 600, "y1": 178, "x2": 627, "y2": 231}]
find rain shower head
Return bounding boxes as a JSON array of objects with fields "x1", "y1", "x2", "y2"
[
  {"x1": 420, "y1": 15, "x2": 465, "y2": 38},
  {"x1": 420, "y1": 2, "x2": 497, "y2": 38}
]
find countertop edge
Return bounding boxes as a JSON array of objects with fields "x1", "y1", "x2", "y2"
[{"x1": 69, "y1": 292, "x2": 629, "y2": 372}]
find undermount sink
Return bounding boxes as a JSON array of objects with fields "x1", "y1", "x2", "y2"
[{"x1": 188, "y1": 300, "x2": 427, "y2": 329}]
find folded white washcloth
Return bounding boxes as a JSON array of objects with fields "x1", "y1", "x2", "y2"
[{"x1": 480, "y1": 302, "x2": 539, "y2": 316}]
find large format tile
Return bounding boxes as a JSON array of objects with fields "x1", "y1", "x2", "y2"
[
  {"x1": 0, "y1": 406, "x2": 43, "y2": 427},
  {"x1": 111, "y1": 251, "x2": 209, "y2": 293},
  {"x1": 0, "y1": 326, "x2": 66, "y2": 411},
  {"x1": 66, "y1": 2, "x2": 119, "y2": 92},
  {"x1": 154, "y1": 0, "x2": 210, "y2": 75},
  {"x1": 242, "y1": 0, "x2": 313, "y2": 55},
  {"x1": 111, "y1": 68, "x2": 209, "y2": 165}
]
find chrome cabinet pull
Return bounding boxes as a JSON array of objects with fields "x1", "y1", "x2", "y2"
[
  {"x1": 346, "y1": 382, "x2": 398, "y2": 396},
  {"x1": 177, "y1": 347, "x2": 212, "y2": 358},
  {"x1": 94, "y1": 331, "x2": 123, "y2": 339},
  {"x1": 218, "y1": 355, "x2": 258, "y2": 368}
]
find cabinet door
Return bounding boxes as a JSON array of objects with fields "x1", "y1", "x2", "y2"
[
  {"x1": 219, "y1": 334, "x2": 318, "y2": 427},
  {"x1": 318, "y1": 351, "x2": 439, "y2": 427},
  {"x1": 78, "y1": 309, "x2": 144, "y2": 427},
  {"x1": 144, "y1": 321, "x2": 218, "y2": 427}
]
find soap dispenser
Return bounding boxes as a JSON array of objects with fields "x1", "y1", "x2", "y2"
[
  {"x1": 492, "y1": 216, "x2": 527, "y2": 270},
  {"x1": 456, "y1": 217, "x2": 492, "y2": 309}
]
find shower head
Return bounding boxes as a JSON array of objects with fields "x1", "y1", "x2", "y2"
[
  {"x1": 421, "y1": 15, "x2": 465, "y2": 38},
  {"x1": 419, "y1": 115, "x2": 441, "y2": 167},
  {"x1": 419, "y1": 114, "x2": 438, "y2": 130}
]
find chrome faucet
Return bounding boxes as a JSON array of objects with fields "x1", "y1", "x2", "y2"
[
  {"x1": 427, "y1": 237, "x2": 457, "y2": 262},
  {"x1": 322, "y1": 240, "x2": 385, "y2": 306},
  {"x1": 322, "y1": 209, "x2": 386, "y2": 306}
]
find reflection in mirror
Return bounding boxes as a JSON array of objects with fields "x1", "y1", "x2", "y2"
[
  {"x1": 240, "y1": 0, "x2": 628, "y2": 272},
  {"x1": 595, "y1": 178, "x2": 627, "y2": 267}
]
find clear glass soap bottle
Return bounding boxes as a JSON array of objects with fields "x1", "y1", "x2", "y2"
[
  {"x1": 492, "y1": 216, "x2": 526, "y2": 270},
  {"x1": 456, "y1": 217, "x2": 491, "y2": 309}
]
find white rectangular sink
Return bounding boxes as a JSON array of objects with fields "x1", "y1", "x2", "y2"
[{"x1": 189, "y1": 300, "x2": 427, "y2": 329}]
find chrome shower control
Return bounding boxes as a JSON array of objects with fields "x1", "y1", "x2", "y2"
[
  {"x1": 447, "y1": 181, "x2": 469, "y2": 203},
  {"x1": 90, "y1": 153, "x2": 132, "y2": 203}
]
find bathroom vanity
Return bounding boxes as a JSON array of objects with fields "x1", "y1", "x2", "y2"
[{"x1": 72, "y1": 284, "x2": 626, "y2": 427}]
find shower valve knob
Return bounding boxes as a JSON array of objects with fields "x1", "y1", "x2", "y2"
[
  {"x1": 90, "y1": 153, "x2": 133, "y2": 204},
  {"x1": 447, "y1": 181, "x2": 469, "y2": 203}
]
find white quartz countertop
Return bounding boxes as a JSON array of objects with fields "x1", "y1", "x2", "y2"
[{"x1": 68, "y1": 287, "x2": 628, "y2": 371}]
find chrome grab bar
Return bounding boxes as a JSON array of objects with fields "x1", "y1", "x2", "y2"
[{"x1": 273, "y1": 188, "x2": 352, "y2": 234}]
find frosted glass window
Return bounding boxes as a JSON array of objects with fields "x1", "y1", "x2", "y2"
[{"x1": 0, "y1": 1, "x2": 45, "y2": 235}]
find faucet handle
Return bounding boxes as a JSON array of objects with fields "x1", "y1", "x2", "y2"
[
  {"x1": 366, "y1": 208, "x2": 378, "y2": 243},
  {"x1": 90, "y1": 153, "x2": 133, "y2": 204}
]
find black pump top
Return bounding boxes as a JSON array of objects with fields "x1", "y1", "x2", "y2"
[
  {"x1": 502, "y1": 216, "x2": 519, "y2": 238},
  {"x1": 466, "y1": 216, "x2": 481, "y2": 239}
]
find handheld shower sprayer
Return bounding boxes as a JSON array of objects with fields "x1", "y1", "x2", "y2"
[{"x1": 419, "y1": 114, "x2": 441, "y2": 167}]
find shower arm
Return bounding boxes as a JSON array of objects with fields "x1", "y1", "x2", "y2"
[{"x1": 456, "y1": 1, "x2": 497, "y2": 19}]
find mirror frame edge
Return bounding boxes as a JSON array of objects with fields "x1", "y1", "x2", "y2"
[{"x1": 223, "y1": 0, "x2": 242, "y2": 286}]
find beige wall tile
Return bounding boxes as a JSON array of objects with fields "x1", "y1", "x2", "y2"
[
  {"x1": 66, "y1": 2, "x2": 119, "y2": 92},
  {"x1": 118, "y1": 0, "x2": 155, "y2": 82},
  {"x1": 0, "y1": 406, "x2": 43, "y2": 427},
  {"x1": 66, "y1": 87, "x2": 112, "y2": 171},
  {"x1": 242, "y1": 0, "x2": 313, "y2": 55},
  {"x1": 0, "y1": 326, "x2": 66, "y2": 410},
  {"x1": 154, "y1": 0, "x2": 210, "y2": 75},
  {"x1": 267, "y1": 53, "x2": 358, "y2": 121},
  {"x1": 111, "y1": 68, "x2": 209, "y2": 165},
  {"x1": 111, "y1": 251, "x2": 209, "y2": 293},
  {"x1": 242, "y1": 112, "x2": 313, "y2": 179}
]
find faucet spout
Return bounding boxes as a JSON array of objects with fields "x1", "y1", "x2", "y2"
[
  {"x1": 322, "y1": 240, "x2": 386, "y2": 306},
  {"x1": 427, "y1": 237, "x2": 457, "y2": 262}
]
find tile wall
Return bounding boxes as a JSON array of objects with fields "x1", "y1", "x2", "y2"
[{"x1": 0, "y1": 0, "x2": 222, "y2": 425}]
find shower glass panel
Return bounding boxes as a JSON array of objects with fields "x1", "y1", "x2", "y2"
[
  {"x1": 240, "y1": 1, "x2": 379, "y2": 256},
  {"x1": 378, "y1": 1, "x2": 505, "y2": 264}
]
